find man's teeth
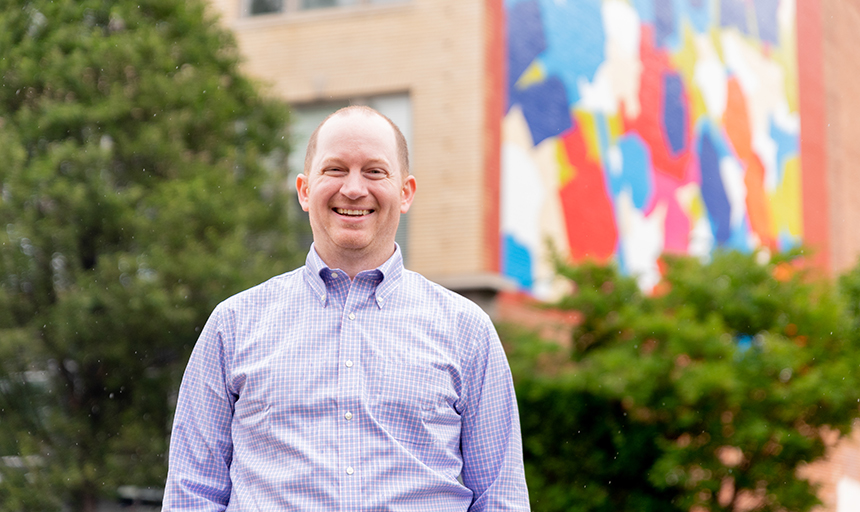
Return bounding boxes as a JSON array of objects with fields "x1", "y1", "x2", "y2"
[{"x1": 336, "y1": 208, "x2": 371, "y2": 216}]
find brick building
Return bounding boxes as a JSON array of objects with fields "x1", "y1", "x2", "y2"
[{"x1": 204, "y1": 0, "x2": 860, "y2": 510}]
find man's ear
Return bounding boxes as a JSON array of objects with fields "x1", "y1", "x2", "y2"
[
  {"x1": 400, "y1": 175, "x2": 417, "y2": 214},
  {"x1": 296, "y1": 174, "x2": 310, "y2": 212}
]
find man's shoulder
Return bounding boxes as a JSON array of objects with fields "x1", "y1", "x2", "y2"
[
  {"x1": 217, "y1": 266, "x2": 306, "y2": 312},
  {"x1": 399, "y1": 269, "x2": 490, "y2": 322}
]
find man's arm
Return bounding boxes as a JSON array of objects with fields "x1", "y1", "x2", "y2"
[
  {"x1": 460, "y1": 320, "x2": 531, "y2": 511},
  {"x1": 163, "y1": 309, "x2": 235, "y2": 511}
]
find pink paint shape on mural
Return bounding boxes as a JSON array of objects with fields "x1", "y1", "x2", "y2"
[{"x1": 650, "y1": 169, "x2": 690, "y2": 254}]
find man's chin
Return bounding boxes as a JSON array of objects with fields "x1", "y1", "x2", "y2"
[{"x1": 331, "y1": 236, "x2": 373, "y2": 252}]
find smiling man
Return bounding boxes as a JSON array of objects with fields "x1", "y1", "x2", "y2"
[{"x1": 163, "y1": 106, "x2": 530, "y2": 511}]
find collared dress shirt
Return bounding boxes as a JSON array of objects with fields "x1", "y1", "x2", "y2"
[{"x1": 163, "y1": 245, "x2": 530, "y2": 511}]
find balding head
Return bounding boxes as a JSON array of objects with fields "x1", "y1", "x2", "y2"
[{"x1": 304, "y1": 105, "x2": 410, "y2": 180}]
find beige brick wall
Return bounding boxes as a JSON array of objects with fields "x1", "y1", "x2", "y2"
[
  {"x1": 824, "y1": 0, "x2": 860, "y2": 274},
  {"x1": 206, "y1": 0, "x2": 490, "y2": 279}
]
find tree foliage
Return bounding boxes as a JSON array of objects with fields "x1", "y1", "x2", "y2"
[
  {"x1": 0, "y1": 0, "x2": 300, "y2": 509},
  {"x1": 504, "y1": 251, "x2": 860, "y2": 512}
]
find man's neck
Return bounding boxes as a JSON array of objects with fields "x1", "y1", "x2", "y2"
[{"x1": 314, "y1": 246, "x2": 396, "y2": 280}]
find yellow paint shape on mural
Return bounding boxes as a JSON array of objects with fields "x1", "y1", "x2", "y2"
[
  {"x1": 671, "y1": 24, "x2": 698, "y2": 83},
  {"x1": 709, "y1": 27, "x2": 725, "y2": 64},
  {"x1": 690, "y1": 192, "x2": 705, "y2": 222},
  {"x1": 515, "y1": 60, "x2": 546, "y2": 90},
  {"x1": 768, "y1": 156, "x2": 802, "y2": 237},
  {"x1": 771, "y1": 38, "x2": 798, "y2": 113},
  {"x1": 689, "y1": 79, "x2": 708, "y2": 122},
  {"x1": 554, "y1": 139, "x2": 576, "y2": 187},
  {"x1": 779, "y1": 53, "x2": 799, "y2": 114},
  {"x1": 673, "y1": 25, "x2": 707, "y2": 122},
  {"x1": 606, "y1": 112, "x2": 624, "y2": 142},
  {"x1": 572, "y1": 109, "x2": 602, "y2": 164},
  {"x1": 676, "y1": 182, "x2": 705, "y2": 223},
  {"x1": 776, "y1": 0, "x2": 799, "y2": 111}
]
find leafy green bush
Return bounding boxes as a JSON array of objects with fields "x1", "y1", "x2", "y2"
[
  {"x1": 0, "y1": 0, "x2": 300, "y2": 509},
  {"x1": 504, "y1": 250, "x2": 860, "y2": 512}
]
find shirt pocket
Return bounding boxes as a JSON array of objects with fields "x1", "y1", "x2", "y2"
[{"x1": 370, "y1": 362, "x2": 460, "y2": 447}]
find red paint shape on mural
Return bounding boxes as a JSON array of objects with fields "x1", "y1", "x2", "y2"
[
  {"x1": 559, "y1": 127, "x2": 618, "y2": 262},
  {"x1": 625, "y1": 26, "x2": 691, "y2": 181},
  {"x1": 724, "y1": 77, "x2": 753, "y2": 164},
  {"x1": 744, "y1": 155, "x2": 775, "y2": 248},
  {"x1": 650, "y1": 169, "x2": 690, "y2": 254}
]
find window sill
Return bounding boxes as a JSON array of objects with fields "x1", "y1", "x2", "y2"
[{"x1": 234, "y1": 1, "x2": 414, "y2": 29}]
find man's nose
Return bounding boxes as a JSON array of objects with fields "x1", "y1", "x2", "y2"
[{"x1": 339, "y1": 170, "x2": 367, "y2": 199}]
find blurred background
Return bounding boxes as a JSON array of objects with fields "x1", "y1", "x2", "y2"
[{"x1": 2, "y1": 0, "x2": 860, "y2": 510}]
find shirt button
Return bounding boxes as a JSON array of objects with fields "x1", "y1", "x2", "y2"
[
  {"x1": 345, "y1": 360, "x2": 353, "y2": 368},
  {"x1": 330, "y1": 271, "x2": 338, "y2": 278},
  {"x1": 348, "y1": 313, "x2": 356, "y2": 320},
  {"x1": 344, "y1": 411, "x2": 353, "y2": 420},
  {"x1": 346, "y1": 466, "x2": 354, "y2": 475}
]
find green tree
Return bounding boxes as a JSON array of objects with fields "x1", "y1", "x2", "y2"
[
  {"x1": 0, "y1": 0, "x2": 300, "y2": 509},
  {"x1": 504, "y1": 250, "x2": 860, "y2": 512}
]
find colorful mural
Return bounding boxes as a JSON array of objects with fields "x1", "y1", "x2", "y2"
[{"x1": 501, "y1": 0, "x2": 801, "y2": 296}]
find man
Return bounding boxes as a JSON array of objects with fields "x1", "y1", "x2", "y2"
[{"x1": 163, "y1": 106, "x2": 530, "y2": 511}]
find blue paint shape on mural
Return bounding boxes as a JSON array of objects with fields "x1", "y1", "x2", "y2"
[
  {"x1": 632, "y1": 0, "x2": 655, "y2": 24},
  {"x1": 609, "y1": 133, "x2": 654, "y2": 210},
  {"x1": 651, "y1": 0, "x2": 713, "y2": 49},
  {"x1": 726, "y1": 216, "x2": 753, "y2": 252},
  {"x1": 501, "y1": 234, "x2": 534, "y2": 290},
  {"x1": 778, "y1": 230, "x2": 801, "y2": 251},
  {"x1": 615, "y1": 238, "x2": 629, "y2": 275},
  {"x1": 504, "y1": 0, "x2": 528, "y2": 8},
  {"x1": 506, "y1": 0, "x2": 546, "y2": 110},
  {"x1": 595, "y1": 113, "x2": 611, "y2": 162},
  {"x1": 753, "y1": 0, "x2": 780, "y2": 44},
  {"x1": 720, "y1": 0, "x2": 749, "y2": 34},
  {"x1": 699, "y1": 128, "x2": 732, "y2": 244},
  {"x1": 770, "y1": 118, "x2": 799, "y2": 183},
  {"x1": 678, "y1": 0, "x2": 712, "y2": 34},
  {"x1": 512, "y1": 75, "x2": 572, "y2": 145},
  {"x1": 655, "y1": 0, "x2": 676, "y2": 48},
  {"x1": 537, "y1": 0, "x2": 604, "y2": 107},
  {"x1": 663, "y1": 72, "x2": 688, "y2": 156}
]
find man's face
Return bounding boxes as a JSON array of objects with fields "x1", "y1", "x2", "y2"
[{"x1": 297, "y1": 112, "x2": 416, "y2": 271}]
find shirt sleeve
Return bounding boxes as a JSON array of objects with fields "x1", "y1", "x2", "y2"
[
  {"x1": 163, "y1": 307, "x2": 235, "y2": 511},
  {"x1": 460, "y1": 318, "x2": 531, "y2": 511}
]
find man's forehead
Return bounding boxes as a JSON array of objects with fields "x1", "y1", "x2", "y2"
[
  {"x1": 311, "y1": 113, "x2": 399, "y2": 163},
  {"x1": 317, "y1": 110, "x2": 395, "y2": 139}
]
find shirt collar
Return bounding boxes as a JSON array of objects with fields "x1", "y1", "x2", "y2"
[{"x1": 303, "y1": 243, "x2": 404, "y2": 308}]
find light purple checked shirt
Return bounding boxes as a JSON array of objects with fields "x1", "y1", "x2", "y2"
[{"x1": 163, "y1": 244, "x2": 529, "y2": 511}]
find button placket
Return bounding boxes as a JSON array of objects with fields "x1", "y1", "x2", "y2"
[{"x1": 338, "y1": 279, "x2": 368, "y2": 498}]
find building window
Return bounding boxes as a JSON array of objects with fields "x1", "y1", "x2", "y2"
[
  {"x1": 302, "y1": 0, "x2": 358, "y2": 9},
  {"x1": 249, "y1": 0, "x2": 283, "y2": 15},
  {"x1": 287, "y1": 94, "x2": 413, "y2": 261},
  {"x1": 247, "y1": 0, "x2": 405, "y2": 16}
]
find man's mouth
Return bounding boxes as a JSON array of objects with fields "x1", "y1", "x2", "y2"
[{"x1": 335, "y1": 208, "x2": 372, "y2": 216}]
